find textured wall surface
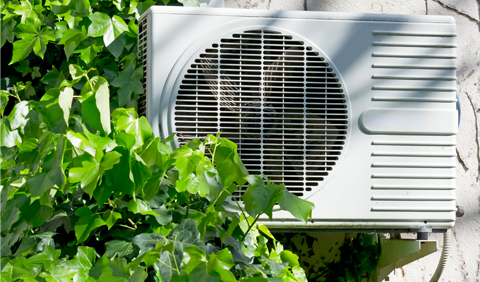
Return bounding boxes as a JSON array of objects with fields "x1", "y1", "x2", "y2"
[{"x1": 224, "y1": 0, "x2": 480, "y2": 281}]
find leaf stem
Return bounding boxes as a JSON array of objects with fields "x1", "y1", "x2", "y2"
[
  {"x1": 128, "y1": 218, "x2": 137, "y2": 229},
  {"x1": 172, "y1": 233, "x2": 180, "y2": 273},
  {"x1": 86, "y1": 76, "x2": 94, "y2": 92},
  {"x1": 118, "y1": 224, "x2": 136, "y2": 231},
  {"x1": 223, "y1": 190, "x2": 246, "y2": 216},
  {"x1": 11, "y1": 86, "x2": 21, "y2": 102},
  {"x1": 242, "y1": 214, "x2": 261, "y2": 241},
  {"x1": 156, "y1": 257, "x2": 179, "y2": 273}
]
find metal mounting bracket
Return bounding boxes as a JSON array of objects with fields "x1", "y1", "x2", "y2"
[{"x1": 374, "y1": 239, "x2": 437, "y2": 282}]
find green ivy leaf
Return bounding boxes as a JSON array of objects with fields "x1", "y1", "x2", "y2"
[
  {"x1": 0, "y1": 118, "x2": 22, "y2": 148},
  {"x1": 243, "y1": 175, "x2": 279, "y2": 219},
  {"x1": 24, "y1": 245, "x2": 61, "y2": 269},
  {"x1": 113, "y1": 0, "x2": 126, "y2": 11},
  {"x1": 40, "y1": 265, "x2": 77, "y2": 281},
  {"x1": 8, "y1": 100, "x2": 32, "y2": 132},
  {"x1": 106, "y1": 32, "x2": 126, "y2": 59},
  {"x1": 87, "y1": 12, "x2": 128, "y2": 47},
  {"x1": 152, "y1": 206, "x2": 172, "y2": 226},
  {"x1": 40, "y1": 67, "x2": 65, "y2": 91},
  {"x1": 21, "y1": 200, "x2": 53, "y2": 227},
  {"x1": 14, "y1": 60, "x2": 32, "y2": 77},
  {"x1": 80, "y1": 76, "x2": 111, "y2": 135},
  {"x1": 128, "y1": 0, "x2": 156, "y2": 19},
  {"x1": 1, "y1": 90, "x2": 9, "y2": 117},
  {"x1": 113, "y1": 108, "x2": 153, "y2": 149},
  {"x1": 103, "y1": 210, "x2": 122, "y2": 230},
  {"x1": 168, "y1": 219, "x2": 206, "y2": 257},
  {"x1": 68, "y1": 0, "x2": 92, "y2": 16},
  {"x1": 74, "y1": 206, "x2": 107, "y2": 243},
  {"x1": 105, "y1": 240, "x2": 134, "y2": 259},
  {"x1": 139, "y1": 137, "x2": 172, "y2": 169},
  {"x1": 213, "y1": 139, "x2": 249, "y2": 187},
  {"x1": 73, "y1": 38, "x2": 104, "y2": 65},
  {"x1": 69, "y1": 151, "x2": 120, "y2": 195},
  {"x1": 132, "y1": 154, "x2": 152, "y2": 195},
  {"x1": 188, "y1": 267, "x2": 220, "y2": 282},
  {"x1": 38, "y1": 211, "x2": 74, "y2": 233},
  {"x1": 132, "y1": 233, "x2": 167, "y2": 255},
  {"x1": 207, "y1": 249, "x2": 236, "y2": 282},
  {"x1": 157, "y1": 251, "x2": 177, "y2": 282},
  {"x1": 183, "y1": 246, "x2": 207, "y2": 274},
  {"x1": 280, "y1": 250, "x2": 300, "y2": 267},
  {"x1": 111, "y1": 62, "x2": 143, "y2": 107},
  {"x1": 10, "y1": 21, "x2": 55, "y2": 64},
  {"x1": 58, "y1": 87, "x2": 74, "y2": 128},
  {"x1": 39, "y1": 88, "x2": 73, "y2": 132},
  {"x1": 1, "y1": 206, "x2": 20, "y2": 233},
  {"x1": 93, "y1": 183, "x2": 113, "y2": 208},
  {"x1": 69, "y1": 63, "x2": 87, "y2": 80},
  {"x1": 58, "y1": 27, "x2": 86, "y2": 59},
  {"x1": 68, "y1": 154, "x2": 101, "y2": 195},
  {"x1": 25, "y1": 172, "x2": 54, "y2": 197},
  {"x1": 62, "y1": 246, "x2": 97, "y2": 282},
  {"x1": 105, "y1": 146, "x2": 135, "y2": 195},
  {"x1": 277, "y1": 185, "x2": 314, "y2": 224},
  {"x1": 127, "y1": 199, "x2": 158, "y2": 216},
  {"x1": 0, "y1": 261, "x2": 13, "y2": 282},
  {"x1": 13, "y1": 0, "x2": 44, "y2": 23},
  {"x1": 31, "y1": 67, "x2": 41, "y2": 79},
  {"x1": 67, "y1": 131, "x2": 96, "y2": 156},
  {"x1": 1, "y1": 18, "x2": 16, "y2": 47}
]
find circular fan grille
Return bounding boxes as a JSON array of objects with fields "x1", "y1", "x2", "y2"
[{"x1": 174, "y1": 30, "x2": 348, "y2": 197}]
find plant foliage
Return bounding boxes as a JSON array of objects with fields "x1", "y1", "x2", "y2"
[{"x1": 0, "y1": 0, "x2": 314, "y2": 280}]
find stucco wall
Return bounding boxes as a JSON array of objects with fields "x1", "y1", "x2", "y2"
[{"x1": 223, "y1": 0, "x2": 480, "y2": 281}]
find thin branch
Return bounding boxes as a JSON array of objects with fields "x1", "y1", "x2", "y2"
[
  {"x1": 432, "y1": 0, "x2": 480, "y2": 24},
  {"x1": 465, "y1": 92, "x2": 480, "y2": 181}
]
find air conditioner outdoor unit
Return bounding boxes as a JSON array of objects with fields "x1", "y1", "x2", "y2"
[{"x1": 138, "y1": 6, "x2": 458, "y2": 232}]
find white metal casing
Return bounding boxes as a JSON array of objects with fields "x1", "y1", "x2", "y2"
[{"x1": 138, "y1": 6, "x2": 457, "y2": 231}]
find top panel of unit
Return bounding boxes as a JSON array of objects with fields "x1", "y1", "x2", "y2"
[{"x1": 140, "y1": 6, "x2": 455, "y2": 24}]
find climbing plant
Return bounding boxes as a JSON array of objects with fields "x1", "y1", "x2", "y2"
[{"x1": 0, "y1": 0, "x2": 315, "y2": 280}]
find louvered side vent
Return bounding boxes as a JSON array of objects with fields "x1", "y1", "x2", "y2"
[
  {"x1": 138, "y1": 17, "x2": 148, "y2": 117},
  {"x1": 174, "y1": 30, "x2": 348, "y2": 197},
  {"x1": 369, "y1": 30, "x2": 457, "y2": 213}
]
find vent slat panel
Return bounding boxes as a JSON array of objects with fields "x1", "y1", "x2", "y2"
[
  {"x1": 138, "y1": 17, "x2": 148, "y2": 117},
  {"x1": 174, "y1": 30, "x2": 348, "y2": 198}
]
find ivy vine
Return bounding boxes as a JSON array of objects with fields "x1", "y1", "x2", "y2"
[{"x1": 0, "y1": 0, "x2": 315, "y2": 280}]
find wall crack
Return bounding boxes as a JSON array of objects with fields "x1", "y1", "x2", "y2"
[
  {"x1": 465, "y1": 92, "x2": 480, "y2": 181},
  {"x1": 457, "y1": 148, "x2": 469, "y2": 171},
  {"x1": 432, "y1": 0, "x2": 480, "y2": 25}
]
